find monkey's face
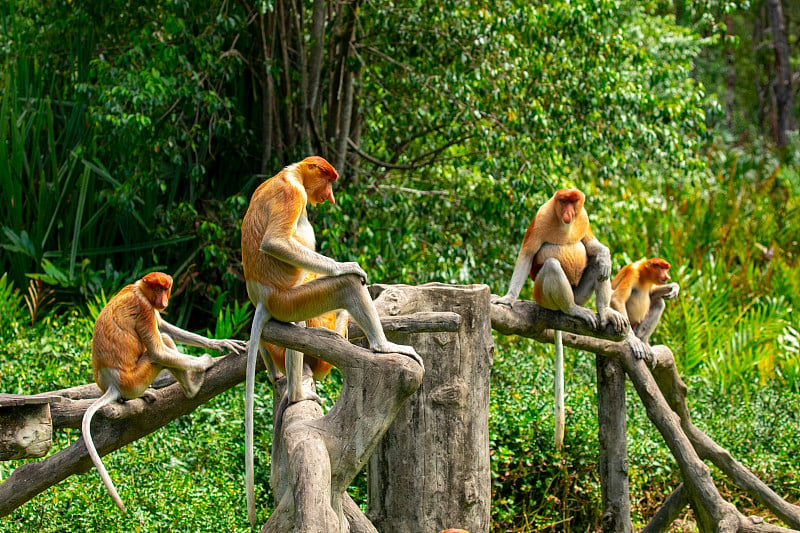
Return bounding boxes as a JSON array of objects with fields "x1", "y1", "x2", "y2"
[
  {"x1": 553, "y1": 189, "x2": 585, "y2": 224},
  {"x1": 306, "y1": 174, "x2": 336, "y2": 206},
  {"x1": 150, "y1": 287, "x2": 170, "y2": 310}
]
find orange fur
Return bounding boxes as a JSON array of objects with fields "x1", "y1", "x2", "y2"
[
  {"x1": 91, "y1": 273, "x2": 174, "y2": 398},
  {"x1": 611, "y1": 258, "x2": 671, "y2": 325},
  {"x1": 260, "y1": 273, "x2": 343, "y2": 381}
]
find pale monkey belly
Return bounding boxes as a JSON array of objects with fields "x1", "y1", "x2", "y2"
[
  {"x1": 535, "y1": 241, "x2": 587, "y2": 286},
  {"x1": 626, "y1": 288, "x2": 651, "y2": 325}
]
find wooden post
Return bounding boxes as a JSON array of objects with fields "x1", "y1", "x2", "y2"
[
  {"x1": 367, "y1": 283, "x2": 493, "y2": 533},
  {"x1": 0, "y1": 394, "x2": 63, "y2": 460},
  {"x1": 596, "y1": 356, "x2": 632, "y2": 533}
]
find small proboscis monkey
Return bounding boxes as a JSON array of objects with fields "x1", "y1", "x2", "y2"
[
  {"x1": 492, "y1": 188, "x2": 627, "y2": 449},
  {"x1": 82, "y1": 272, "x2": 246, "y2": 512},
  {"x1": 241, "y1": 155, "x2": 421, "y2": 525},
  {"x1": 610, "y1": 257, "x2": 679, "y2": 362}
]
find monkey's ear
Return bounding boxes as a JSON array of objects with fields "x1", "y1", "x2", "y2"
[{"x1": 307, "y1": 163, "x2": 318, "y2": 169}]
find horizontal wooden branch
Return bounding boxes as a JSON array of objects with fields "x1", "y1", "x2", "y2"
[
  {"x1": 490, "y1": 298, "x2": 800, "y2": 533},
  {"x1": 0, "y1": 312, "x2": 444, "y2": 518},
  {"x1": 490, "y1": 296, "x2": 627, "y2": 343},
  {"x1": 347, "y1": 311, "x2": 461, "y2": 340}
]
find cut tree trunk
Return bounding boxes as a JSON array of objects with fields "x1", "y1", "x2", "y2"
[{"x1": 366, "y1": 283, "x2": 494, "y2": 533}]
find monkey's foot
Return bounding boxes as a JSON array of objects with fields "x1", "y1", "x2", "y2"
[
  {"x1": 491, "y1": 294, "x2": 515, "y2": 308},
  {"x1": 567, "y1": 305, "x2": 598, "y2": 329},
  {"x1": 373, "y1": 342, "x2": 425, "y2": 371},
  {"x1": 663, "y1": 283, "x2": 680, "y2": 300},
  {"x1": 600, "y1": 308, "x2": 628, "y2": 335},
  {"x1": 627, "y1": 335, "x2": 654, "y2": 366}
]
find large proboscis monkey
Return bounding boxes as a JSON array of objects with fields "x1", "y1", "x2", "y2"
[
  {"x1": 492, "y1": 188, "x2": 627, "y2": 449},
  {"x1": 611, "y1": 257, "x2": 679, "y2": 362},
  {"x1": 241, "y1": 155, "x2": 421, "y2": 526},
  {"x1": 82, "y1": 272, "x2": 247, "y2": 512}
]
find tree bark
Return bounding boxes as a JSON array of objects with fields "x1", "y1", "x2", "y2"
[
  {"x1": 259, "y1": 302, "x2": 462, "y2": 532},
  {"x1": 597, "y1": 355, "x2": 632, "y2": 533},
  {"x1": 366, "y1": 283, "x2": 493, "y2": 533},
  {"x1": 767, "y1": 0, "x2": 797, "y2": 147}
]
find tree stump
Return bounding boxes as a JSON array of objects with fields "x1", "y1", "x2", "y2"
[
  {"x1": 0, "y1": 394, "x2": 63, "y2": 460},
  {"x1": 259, "y1": 300, "x2": 464, "y2": 532},
  {"x1": 366, "y1": 283, "x2": 493, "y2": 533}
]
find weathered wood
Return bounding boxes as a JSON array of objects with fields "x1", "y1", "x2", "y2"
[
  {"x1": 0, "y1": 394, "x2": 64, "y2": 460},
  {"x1": 367, "y1": 283, "x2": 492, "y2": 533},
  {"x1": 260, "y1": 311, "x2": 441, "y2": 532},
  {"x1": 597, "y1": 355, "x2": 632, "y2": 533},
  {"x1": 0, "y1": 311, "x2": 442, "y2": 519},
  {"x1": 491, "y1": 299, "x2": 800, "y2": 533}
]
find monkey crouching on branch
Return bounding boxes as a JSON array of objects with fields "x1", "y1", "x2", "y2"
[
  {"x1": 611, "y1": 257, "x2": 679, "y2": 362},
  {"x1": 241, "y1": 155, "x2": 421, "y2": 526},
  {"x1": 492, "y1": 188, "x2": 627, "y2": 449},
  {"x1": 82, "y1": 272, "x2": 247, "y2": 512}
]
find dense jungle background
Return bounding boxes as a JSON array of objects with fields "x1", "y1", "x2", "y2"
[{"x1": 1, "y1": 0, "x2": 799, "y2": 531}]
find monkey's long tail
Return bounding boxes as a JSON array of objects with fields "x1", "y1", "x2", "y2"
[
  {"x1": 246, "y1": 303, "x2": 270, "y2": 527},
  {"x1": 554, "y1": 330, "x2": 565, "y2": 450},
  {"x1": 81, "y1": 386, "x2": 126, "y2": 512}
]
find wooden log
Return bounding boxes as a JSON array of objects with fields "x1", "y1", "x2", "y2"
[
  {"x1": 0, "y1": 394, "x2": 63, "y2": 460},
  {"x1": 366, "y1": 283, "x2": 492, "y2": 533},
  {"x1": 260, "y1": 311, "x2": 442, "y2": 531},
  {"x1": 597, "y1": 355, "x2": 632, "y2": 533}
]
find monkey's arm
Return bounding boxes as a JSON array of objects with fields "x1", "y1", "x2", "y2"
[
  {"x1": 492, "y1": 247, "x2": 536, "y2": 306},
  {"x1": 259, "y1": 189, "x2": 366, "y2": 280},
  {"x1": 650, "y1": 282, "x2": 680, "y2": 300},
  {"x1": 157, "y1": 319, "x2": 247, "y2": 354},
  {"x1": 581, "y1": 236, "x2": 611, "y2": 281}
]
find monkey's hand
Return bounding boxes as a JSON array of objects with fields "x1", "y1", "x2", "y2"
[
  {"x1": 491, "y1": 294, "x2": 516, "y2": 308},
  {"x1": 627, "y1": 334, "x2": 654, "y2": 366},
  {"x1": 663, "y1": 283, "x2": 680, "y2": 300},
  {"x1": 599, "y1": 307, "x2": 628, "y2": 335},
  {"x1": 211, "y1": 338, "x2": 248, "y2": 355},
  {"x1": 567, "y1": 305, "x2": 599, "y2": 329},
  {"x1": 335, "y1": 261, "x2": 368, "y2": 283}
]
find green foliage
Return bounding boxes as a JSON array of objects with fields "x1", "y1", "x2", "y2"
[{"x1": 0, "y1": 273, "x2": 24, "y2": 341}]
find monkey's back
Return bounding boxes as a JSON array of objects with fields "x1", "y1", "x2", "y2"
[
  {"x1": 91, "y1": 286, "x2": 149, "y2": 391},
  {"x1": 242, "y1": 173, "x2": 313, "y2": 291}
]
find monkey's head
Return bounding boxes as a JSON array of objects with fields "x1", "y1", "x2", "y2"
[
  {"x1": 553, "y1": 188, "x2": 585, "y2": 224},
  {"x1": 300, "y1": 156, "x2": 339, "y2": 206},
  {"x1": 140, "y1": 272, "x2": 173, "y2": 310},
  {"x1": 644, "y1": 258, "x2": 671, "y2": 284}
]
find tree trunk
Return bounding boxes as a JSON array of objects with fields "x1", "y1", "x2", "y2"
[
  {"x1": 367, "y1": 283, "x2": 493, "y2": 533},
  {"x1": 767, "y1": 0, "x2": 797, "y2": 147}
]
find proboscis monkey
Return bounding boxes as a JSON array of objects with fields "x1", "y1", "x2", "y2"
[
  {"x1": 492, "y1": 188, "x2": 627, "y2": 449},
  {"x1": 82, "y1": 272, "x2": 247, "y2": 512},
  {"x1": 241, "y1": 155, "x2": 421, "y2": 525},
  {"x1": 611, "y1": 258, "x2": 679, "y2": 362}
]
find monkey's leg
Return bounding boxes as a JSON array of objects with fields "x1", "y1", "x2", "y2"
[
  {"x1": 269, "y1": 274, "x2": 423, "y2": 369},
  {"x1": 285, "y1": 347, "x2": 323, "y2": 405},
  {"x1": 635, "y1": 283, "x2": 678, "y2": 344},
  {"x1": 156, "y1": 334, "x2": 213, "y2": 398},
  {"x1": 534, "y1": 258, "x2": 597, "y2": 325}
]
